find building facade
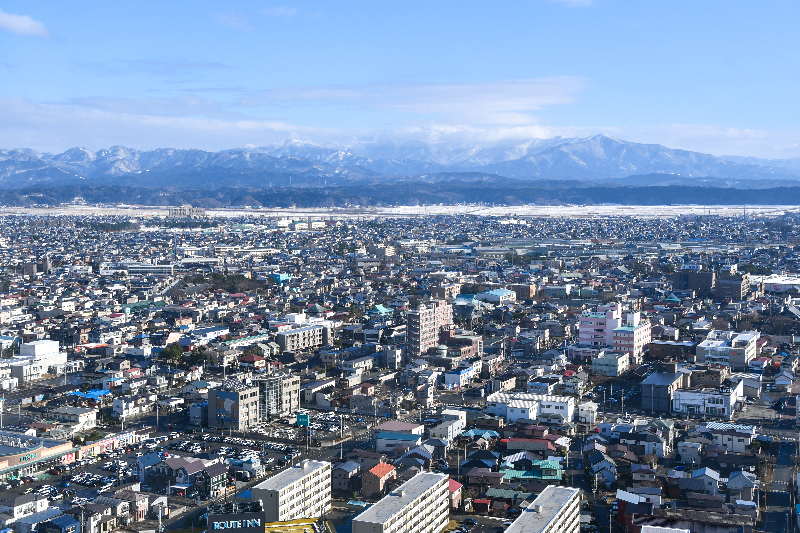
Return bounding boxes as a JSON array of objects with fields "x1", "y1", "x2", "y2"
[
  {"x1": 207, "y1": 379, "x2": 260, "y2": 431},
  {"x1": 407, "y1": 300, "x2": 453, "y2": 358},
  {"x1": 251, "y1": 460, "x2": 332, "y2": 522},
  {"x1": 352, "y1": 472, "x2": 449, "y2": 533}
]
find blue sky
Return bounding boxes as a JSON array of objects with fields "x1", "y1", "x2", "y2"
[{"x1": 1, "y1": 1, "x2": 799, "y2": 157}]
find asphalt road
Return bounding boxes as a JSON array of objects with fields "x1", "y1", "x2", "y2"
[{"x1": 764, "y1": 442, "x2": 794, "y2": 533}]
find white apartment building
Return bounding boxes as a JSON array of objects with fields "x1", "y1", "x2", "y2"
[
  {"x1": 407, "y1": 300, "x2": 453, "y2": 358},
  {"x1": 251, "y1": 460, "x2": 332, "y2": 522},
  {"x1": 672, "y1": 381, "x2": 745, "y2": 420},
  {"x1": 696, "y1": 330, "x2": 760, "y2": 371},
  {"x1": 9, "y1": 340, "x2": 68, "y2": 382},
  {"x1": 352, "y1": 472, "x2": 449, "y2": 533},
  {"x1": 505, "y1": 485, "x2": 580, "y2": 533},
  {"x1": 592, "y1": 351, "x2": 630, "y2": 377},
  {"x1": 612, "y1": 313, "x2": 652, "y2": 364},
  {"x1": 578, "y1": 303, "x2": 622, "y2": 346},
  {"x1": 276, "y1": 325, "x2": 326, "y2": 353},
  {"x1": 487, "y1": 392, "x2": 575, "y2": 424}
]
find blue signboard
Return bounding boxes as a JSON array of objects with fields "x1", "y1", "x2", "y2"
[{"x1": 385, "y1": 411, "x2": 391, "y2": 418}]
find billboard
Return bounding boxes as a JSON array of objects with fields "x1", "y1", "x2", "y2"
[{"x1": 208, "y1": 512, "x2": 266, "y2": 533}]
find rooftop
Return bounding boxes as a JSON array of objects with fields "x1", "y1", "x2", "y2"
[
  {"x1": 353, "y1": 472, "x2": 448, "y2": 525},
  {"x1": 505, "y1": 486, "x2": 580, "y2": 533},
  {"x1": 251, "y1": 460, "x2": 330, "y2": 491}
]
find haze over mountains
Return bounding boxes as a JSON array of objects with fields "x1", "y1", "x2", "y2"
[{"x1": 2, "y1": 134, "x2": 800, "y2": 190}]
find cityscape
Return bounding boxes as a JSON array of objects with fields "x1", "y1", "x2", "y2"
[
  {"x1": 0, "y1": 207, "x2": 793, "y2": 533},
  {"x1": 2, "y1": 2, "x2": 799, "y2": 533}
]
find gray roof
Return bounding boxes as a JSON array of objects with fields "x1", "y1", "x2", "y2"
[
  {"x1": 334, "y1": 461, "x2": 360, "y2": 474},
  {"x1": 641, "y1": 372, "x2": 682, "y2": 386}
]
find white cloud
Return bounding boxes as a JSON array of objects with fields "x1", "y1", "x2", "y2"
[
  {"x1": 262, "y1": 6, "x2": 297, "y2": 17},
  {"x1": 215, "y1": 12, "x2": 252, "y2": 30},
  {"x1": 2, "y1": 94, "x2": 800, "y2": 160},
  {"x1": 242, "y1": 77, "x2": 586, "y2": 125},
  {"x1": 0, "y1": 8, "x2": 51, "y2": 37},
  {"x1": 548, "y1": 0, "x2": 593, "y2": 6}
]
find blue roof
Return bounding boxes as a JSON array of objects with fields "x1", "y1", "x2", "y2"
[
  {"x1": 376, "y1": 432, "x2": 422, "y2": 441},
  {"x1": 69, "y1": 389, "x2": 111, "y2": 400}
]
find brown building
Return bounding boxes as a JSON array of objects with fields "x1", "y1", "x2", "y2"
[
  {"x1": 362, "y1": 463, "x2": 397, "y2": 497},
  {"x1": 648, "y1": 341, "x2": 696, "y2": 360},
  {"x1": 716, "y1": 265, "x2": 750, "y2": 301},
  {"x1": 672, "y1": 266, "x2": 715, "y2": 297},
  {"x1": 509, "y1": 284, "x2": 537, "y2": 301}
]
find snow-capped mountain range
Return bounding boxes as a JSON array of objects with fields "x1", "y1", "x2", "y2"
[{"x1": 1, "y1": 134, "x2": 799, "y2": 189}]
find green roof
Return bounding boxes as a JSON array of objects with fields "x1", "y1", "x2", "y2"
[{"x1": 484, "y1": 488, "x2": 533, "y2": 500}]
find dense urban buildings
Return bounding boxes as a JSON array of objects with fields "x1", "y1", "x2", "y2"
[{"x1": 0, "y1": 208, "x2": 796, "y2": 533}]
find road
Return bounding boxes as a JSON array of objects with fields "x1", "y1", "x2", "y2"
[{"x1": 763, "y1": 442, "x2": 794, "y2": 533}]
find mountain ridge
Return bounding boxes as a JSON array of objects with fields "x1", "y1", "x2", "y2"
[{"x1": 1, "y1": 134, "x2": 799, "y2": 189}]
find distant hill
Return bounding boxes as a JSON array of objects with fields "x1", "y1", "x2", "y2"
[{"x1": 1, "y1": 135, "x2": 799, "y2": 190}]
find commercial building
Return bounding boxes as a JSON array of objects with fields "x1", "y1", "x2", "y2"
[
  {"x1": 716, "y1": 264, "x2": 750, "y2": 301},
  {"x1": 252, "y1": 373, "x2": 300, "y2": 419},
  {"x1": 672, "y1": 264, "x2": 715, "y2": 297},
  {"x1": 504, "y1": 485, "x2": 580, "y2": 533},
  {"x1": 251, "y1": 460, "x2": 331, "y2": 522},
  {"x1": 168, "y1": 205, "x2": 206, "y2": 218},
  {"x1": 407, "y1": 300, "x2": 453, "y2": 358},
  {"x1": 0, "y1": 431, "x2": 76, "y2": 480},
  {"x1": 672, "y1": 381, "x2": 745, "y2": 420},
  {"x1": 591, "y1": 351, "x2": 630, "y2": 377},
  {"x1": 696, "y1": 330, "x2": 760, "y2": 371},
  {"x1": 487, "y1": 392, "x2": 575, "y2": 424},
  {"x1": 352, "y1": 472, "x2": 449, "y2": 533},
  {"x1": 10, "y1": 340, "x2": 68, "y2": 382},
  {"x1": 208, "y1": 379, "x2": 260, "y2": 431},
  {"x1": 641, "y1": 371, "x2": 685, "y2": 414}
]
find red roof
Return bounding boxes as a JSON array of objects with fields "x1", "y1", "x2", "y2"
[
  {"x1": 448, "y1": 479, "x2": 463, "y2": 493},
  {"x1": 369, "y1": 463, "x2": 396, "y2": 479}
]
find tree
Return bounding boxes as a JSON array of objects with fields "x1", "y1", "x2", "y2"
[{"x1": 161, "y1": 342, "x2": 184, "y2": 364}]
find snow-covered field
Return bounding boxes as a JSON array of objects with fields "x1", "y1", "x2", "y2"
[{"x1": 2, "y1": 204, "x2": 798, "y2": 219}]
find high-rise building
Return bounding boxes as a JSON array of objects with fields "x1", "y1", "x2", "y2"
[
  {"x1": 504, "y1": 485, "x2": 580, "y2": 533},
  {"x1": 352, "y1": 472, "x2": 449, "y2": 533},
  {"x1": 208, "y1": 379, "x2": 260, "y2": 431},
  {"x1": 578, "y1": 303, "x2": 621, "y2": 347},
  {"x1": 251, "y1": 372, "x2": 301, "y2": 420},
  {"x1": 612, "y1": 312, "x2": 652, "y2": 364},
  {"x1": 716, "y1": 264, "x2": 750, "y2": 301},
  {"x1": 407, "y1": 300, "x2": 453, "y2": 357},
  {"x1": 251, "y1": 460, "x2": 331, "y2": 522},
  {"x1": 672, "y1": 264, "x2": 715, "y2": 297}
]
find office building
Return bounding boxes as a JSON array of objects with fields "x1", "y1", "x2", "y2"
[
  {"x1": 591, "y1": 351, "x2": 630, "y2": 377},
  {"x1": 716, "y1": 264, "x2": 750, "y2": 301},
  {"x1": 696, "y1": 330, "x2": 760, "y2": 371},
  {"x1": 252, "y1": 373, "x2": 300, "y2": 419},
  {"x1": 208, "y1": 379, "x2": 260, "y2": 431},
  {"x1": 352, "y1": 472, "x2": 449, "y2": 533},
  {"x1": 251, "y1": 460, "x2": 331, "y2": 522},
  {"x1": 407, "y1": 300, "x2": 453, "y2": 357},
  {"x1": 672, "y1": 264, "x2": 715, "y2": 297},
  {"x1": 504, "y1": 485, "x2": 580, "y2": 533}
]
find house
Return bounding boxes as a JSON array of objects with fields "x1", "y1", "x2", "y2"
[
  {"x1": 196, "y1": 463, "x2": 228, "y2": 498},
  {"x1": 361, "y1": 463, "x2": 396, "y2": 497},
  {"x1": 726, "y1": 470, "x2": 757, "y2": 502},
  {"x1": 677, "y1": 442, "x2": 702, "y2": 465},
  {"x1": 691, "y1": 467, "x2": 721, "y2": 495},
  {"x1": 346, "y1": 449, "x2": 388, "y2": 471},
  {"x1": 332, "y1": 461, "x2": 360, "y2": 492},
  {"x1": 0, "y1": 494, "x2": 49, "y2": 521},
  {"x1": 448, "y1": 479, "x2": 463, "y2": 510},
  {"x1": 135, "y1": 452, "x2": 163, "y2": 482},
  {"x1": 38, "y1": 514, "x2": 81, "y2": 533}
]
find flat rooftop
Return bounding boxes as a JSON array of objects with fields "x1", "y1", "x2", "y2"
[
  {"x1": 353, "y1": 472, "x2": 448, "y2": 524},
  {"x1": 505, "y1": 486, "x2": 579, "y2": 533},
  {"x1": 252, "y1": 460, "x2": 330, "y2": 491}
]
